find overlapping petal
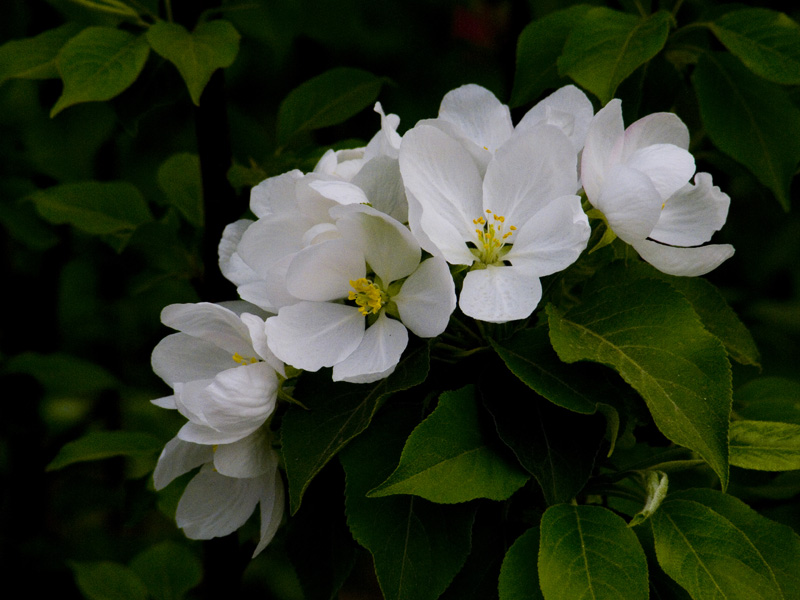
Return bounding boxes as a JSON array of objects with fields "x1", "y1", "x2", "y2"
[
  {"x1": 332, "y1": 312, "x2": 409, "y2": 383},
  {"x1": 460, "y1": 265, "x2": 543, "y2": 323}
]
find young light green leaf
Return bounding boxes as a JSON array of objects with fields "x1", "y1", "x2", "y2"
[
  {"x1": 628, "y1": 471, "x2": 669, "y2": 527},
  {"x1": 735, "y1": 377, "x2": 800, "y2": 425},
  {"x1": 47, "y1": 431, "x2": 163, "y2": 471},
  {"x1": 51, "y1": 27, "x2": 150, "y2": 117},
  {"x1": 693, "y1": 52, "x2": 800, "y2": 211},
  {"x1": 653, "y1": 489, "x2": 799, "y2": 599},
  {"x1": 498, "y1": 526, "x2": 544, "y2": 600},
  {"x1": 70, "y1": 561, "x2": 148, "y2": 600},
  {"x1": 281, "y1": 343, "x2": 429, "y2": 514},
  {"x1": 146, "y1": 20, "x2": 240, "y2": 106},
  {"x1": 0, "y1": 23, "x2": 83, "y2": 85},
  {"x1": 276, "y1": 67, "x2": 384, "y2": 146},
  {"x1": 510, "y1": 5, "x2": 592, "y2": 107},
  {"x1": 546, "y1": 269, "x2": 732, "y2": 489},
  {"x1": 557, "y1": 8, "x2": 672, "y2": 104},
  {"x1": 539, "y1": 504, "x2": 649, "y2": 600},
  {"x1": 157, "y1": 153, "x2": 203, "y2": 227},
  {"x1": 368, "y1": 385, "x2": 529, "y2": 503},
  {"x1": 129, "y1": 542, "x2": 202, "y2": 600},
  {"x1": 340, "y1": 403, "x2": 475, "y2": 600},
  {"x1": 710, "y1": 8, "x2": 800, "y2": 85},
  {"x1": 729, "y1": 420, "x2": 800, "y2": 471}
]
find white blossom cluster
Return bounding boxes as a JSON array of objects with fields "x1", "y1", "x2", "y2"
[{"x1": 150, "y1": 84, "x2": 734, "y2": 553}]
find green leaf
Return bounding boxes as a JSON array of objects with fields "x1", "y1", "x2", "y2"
[
  {"x1": 129, "y1": 542, "x2": 202, "y2": 600},
  {"x1": 276, "y1": 67, "x2": 384, "y2": 146},
  {"x1": 653, "y1": 489, "x2": 800, "y2": 599},
  {"x1": 51, "y1": 27, "x2": 150, "y2": 116},
  {"x1": 47, "y1": 431, "x2": 163, "y2": 471},
  {"x1": 281, "y1": 343, "x2": 430, "y2": 514},
  {"x1": 628, "y1": 470, "x2": 669, "y2": 527},
  {"x1": 557, "y1": 8, "x2": 672, "y2": 104},
  {"x1": 30, "y1": 181, "x2": 153, "y2": 249},
  {"x1": 0, "y1": 23, "x2": 83, "y2": 86},
  {"x1": 70, "y1": 561, "x2": 149, "y2": 600},
  {"x1": 709, "y1": 8, "x2": 800, "y2": 85},
  {"x1": 539, "y1": 504, "x2": 649, "y2": 600},
  {"x1": 157, "y1": 153, "x2": 203, "y2": 227},
  {"x1": 735, "y1": 377, "x2": 800, "y2": 425},
  {"x1": 498, "y1": 526, "x2": 544, "y2": 600},
  {"x1": 546, "y1": 266, "x2": 732, "y2": 488},
  {"x1": 368, "y1": 385, "x2": 529, "y2": 503},
  {"x1": 146, "y1": 20, "x2": 240, "y2": 106},
  {"x1": 510, "y1": 5, "x2": 592, "y2": 107},
  {"x1": 729, "y1": 420, "x2": 800, "y2": 471},
  {"x1": 4, "y1": 351, "x2": 119, "y2": 397},
  {"x1": 340, "y1": 403, "x2": 475, "y2": 600},
  {"x1": 693, "y1": 52, "x2": 800, "y2": 211}
]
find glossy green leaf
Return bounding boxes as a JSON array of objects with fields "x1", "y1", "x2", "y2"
[
  {"x1": 0, "y1": 23, "x2": 82, "y2": 85},
  {"x1": 281, "y1": 343, "x2": 430, "y2": 514},
  {"x1": 539, "y1": 504, "x2": 648, "y2": 600},
  {"x1": 129, "y1": 542, "x2": 202, "y2": 600},
  {"x1": 498, "y1": 526, "x2": 544, "y2": 600},
  {"x1": 510, "y1": 5, "x2": 592, "y2": 107},
  {"x1": 653, "y1": 489, "x2": 800, "y2": 599},
  {"x1": 146, "y1": 20, "x2": 240, "y2": 106},
  {"x1": 546, "y1": 268, "x2": 732, "y2": 488},
  {"x1": 368, "y1": 385, "x2": 529, "y2": 503},
  {"x1": 70, "y1": 561, "x2": 148, "y2": 600},
  {"x1": 729, "y1": 420, "x2": 800, "y2": 471},
  {"x1": 51, "y1": 27, "x2": 150, "y2": 116},
  {"x1": 735, "y1": 377, "x2": 800, "y2": 425},
  {"x1": 47, "y1": 431, "x2": 162, "y2": 471},
  {"x1": 157, "y1": 153, "x2": 203, "y2": 227},
  {"x1": 276, "y1": 67, "x2": 384, "y2": 146},
  {"x1": 341, "y1": 403, "x2": 475, "y2": 600},
  {"x1": 558, "y1": 8, "x2": 671, "y2": 104},
  {"x1": 710, "y1": 8, "x2": 800, "y2": 85},
  {"x1": 693, "y1": 52, "x2": 800, "y2": 211}
]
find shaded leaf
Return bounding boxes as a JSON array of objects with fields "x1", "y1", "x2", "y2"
[
  {"x1": 70, "y1": 561, "x2": 148, "y2": 600},
  {"x1": 157, "y1": 153, "x2": 203, "y2": 227},
  {"x1": 0, "y1": 23, "x2": 82, "y2": 85},
  {"x1": 129, "y1": 542, "x2": 202, "y2": 600},
  {"x1": 4, "y1": 351, "x2": 119, "y2": 397},
  {"x1": 47, "y1": 431, "x2": 163, "y2": 471},
  {"x1": 498, "y1": 526, "x2": 544, "y2": 600},
  {"x1": 730, "y1": 420, "x2": 800, "y2": 471},
  {"x1": 735, "y1": 377, "x2": 800, "y2": 425}
]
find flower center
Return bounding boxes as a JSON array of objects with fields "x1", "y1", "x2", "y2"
[
  {"x1": 348, "y1": 278, "x2": 388, "y2": 316},
  {"x1": 472, "y1": 209, "x2": 516, "y2": 266},
  {"x1": 232, "y1": 352, "x2": 258, "y2": 366}
]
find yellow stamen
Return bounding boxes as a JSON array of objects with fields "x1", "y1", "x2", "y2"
[
  {"x1": 348, "y1": 278, "x2": 386, "y2": 316},
  {"x1": 232, "y1": 352, "x2": 258, "y2": 365},
  {"x1": 472, "y1": 209, "x2": 516, "y2": 266}
]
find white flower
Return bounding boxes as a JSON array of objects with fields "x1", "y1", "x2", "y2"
[
  {"x1": 265, "y1": 202, "x2": 456, "y2": 383},
  {"x1": 399, "y1": 116, "x2": 590, "y2": 323},
  {"x1": 151, "y1": 302, "x2": 282, "y2": 445},
  {"x1": 581, "y1": 99, "x2": 734, "y2": 276}
]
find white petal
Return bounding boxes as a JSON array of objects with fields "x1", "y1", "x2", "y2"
[
  {"x1": 250, "y1": 170, "x2": 303, "y2": 218},
  {"x1": 151, "y1": 332, "x2": 232, "y2": 386},
  {"x1": 459, "y1": 265, "x2": 542, "y2": 323},
  {"x1": 649, "y1": 172, "x2": 730, "y2": 247},
  {"x1": 151, "y1": 395, "x2": 176, "y2": 409},
  {"x1": 363, "y1": 101, "x2": 402, "y2": 161},
  {"x1": 394, "y1": 257, "x2": 456, "y2": 337},
  {"x1": 351, "y1": 156, "x2": 408, "y2": 223},
  {"x1": 581, "y1": 99, "x2": 625, "y2": 203},
  {"x1": 266, "y1": 302, "x2": 364, "y2": 371},
  {"x1": 483, "y1": 123, "x2": 578, "y2": 226},
  {"x1": 625, "y1": 143, "x2": 695, "y2": 200},
  {"x1": 516, "y1": 85, "x2": 594, "y2": 152},
  {"x1": 596, "y1": 164, "x2": 663, "y2": 243},
  {"x1": 160, "y1": 303, "x2": 254, "y2": 356},
  {"x1": 153, "y1": 436, "x2": 212, "y2": 490},
  {"x1": 332, "y1": 312, "x2": 408, "y2": 383},
  {"x1": 176, "y1": 466, "x2": 263, "y2": 540},
  {"x1": 438, "y1": 84, "x2": 514, "y2": 153},
  {"x1": 286, "y1": 238, "x2": 365, "y2": 301},
  {"x1": 240, "y1": 312, "x2": 284, "y2": 375},
  {"x1": 237, "y1": 215, "x2": 310, "y2": 280},
  {"x1": 507, "y1": 195, "x2": 590, "y2": 277},
  {"x1": 253, "y1": 461, "x2": 285, "y2": 557},
  {"x1": 218, "y1": 219, "x2": 256, "y2": 287},
  {"x1": 632, "y1": 239, "x2": 735, "y2": 277},
  {"x1": 621, "y1": 111, "x2": 690, "y2": 157},
  {"x1": 214, "y1": 428, "x2": 275, "y2": 478},
  {"x1": 308, "y1": 179, "x2": 370, "y2": 205}
]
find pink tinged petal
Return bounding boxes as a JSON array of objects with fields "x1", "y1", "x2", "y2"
[
  {"x1": 438, "y1": 84, "x2": 514, "y2": 153},
  {"x1": 625, "y1": 143, "x2": 695, "y2": 200},
  {"x1": 399, "y1": 124, "x2": 484, "y2": 259},
  {"x1": 394, "y1": 257, "x2": 457, "y2": 337},
  {"x1": 151, "y1": 333, "x2": 232, "y2": 386},
  {"x1": 250, "y1": 170, "x2": 303, "y2": 218},
  {"x1": 460, "y1": 265, "x2": 543, "y2": 323},
  {"x1": 161, "y1": 303, "x2": 255, "y2": 356},
  {"x1": 483, "y1": 124, "x2": 578, "y2": 225},
  {"x1": 581, "y1": 99, "x2": 625, "y2": 203},
  {"x1": 649, "y1": 172, "x2": 731, "y2": 247},
  {"x1": 621, "y1": 111, "x2": 690, "y2": 156},
  {"x1": 351, "y1": 156, "x2": 408, "y2": 223},
  {"x1": 632, "y1": 239, "x2": 735, "y2": 276},
  {"x1": 265, "y1": 302, "x2": 364, "y2": 371},
  {"x1": 308, "y1": 179, "x2": 370, "y2": 205},
  {"x1": 332, "y1": 312, "x2": 408, "y2": 383},
  {"x1": 596, "y1": 165, "x2": 664, "y2": 244},
  {"x1": 218, "y1": 219, "x2": 256, "y2": 287},
  {"x1": 153, "y1": 436, "x2": 213, "y2": 490},
  {"x1": 214, "y1": 428, "x2": 274, "y2": 478},
  {"x1": 177, "y1": 466, "x2": 263, "y2": 540},
  {"x1": 516, "y1": 85, "x2": 594, "y2": 152},
  {"x1": 507, "y1": 195, "x2": 590, "y2": 277},
  {"x1": 286, "y1": 238, "x2": 365, "y2": 301},
  {"x1": 240, "y1": 313, "x2": 284, "y2": 376},
  {"x1": 253, "y1": 463, "x2": 285, "y2": 557}
]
